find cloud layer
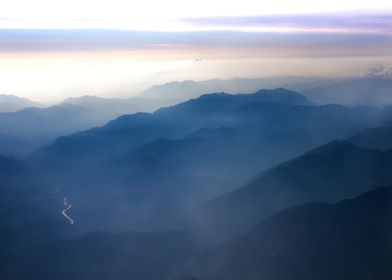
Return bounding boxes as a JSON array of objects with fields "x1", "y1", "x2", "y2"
[
  {"x1": 0, "y1": 29, "x2": 391, "y2": 58},
  {"x1": 182, "y1": 13, "x2": 392, "y2": 34}
]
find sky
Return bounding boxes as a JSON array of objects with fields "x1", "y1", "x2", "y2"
[{"x1": 0, "y1": 0, "x2": 392, "y2": 102}]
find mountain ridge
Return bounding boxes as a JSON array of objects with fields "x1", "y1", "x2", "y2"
[
  {"x1": 193, "y1": 139, "x2": 392, "y2": 242},
  {"x1": 184, "y1": 185, "x2": 392, "y2": 280}
]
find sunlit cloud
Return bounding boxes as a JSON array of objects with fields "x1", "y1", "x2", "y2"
[
  {"x1": 1, "y1": 29, "x2": 391, "y2": 57},
  {"x1": 0, "y1": 0, "x2": 392, "y2": 30},
  {"x1": 1, "y1": 0, "x2": 392, "y2": 101},
  {"x1": 182, "y1": 14, "x2": 392, "y2": 35}
]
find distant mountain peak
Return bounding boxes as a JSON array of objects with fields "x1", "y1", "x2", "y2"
[
  {"x1": 308, "y1": 139, "x2": 359, "y2": 154},
  {"x1": 155, "y1": 88, "x2": 311, "y2": 116},
  {"x1": 62, "y1": 95, "x2": 118, "y2": 104},
  {"x1": 252, "y1": 88, "x2": 313, "y2": 105},
  {"x1": 0, "y1": 94, "x2": 41, "y2": 112},
  {"x1": 0, "y1": 94, "x2": 31, "y2": 101}
]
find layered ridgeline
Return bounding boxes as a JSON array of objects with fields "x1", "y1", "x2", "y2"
[
  {"x1": 35, "y1": 88, "x2": 313, "y2": 164},
  {"x1": 194, "y1": 140, "x2": 392, "y2": 242},
  {"x1": 184, "y1": 186, "x2": 392, "y2": 280},
  {"x1": 0, "y1": 96, "x2": 154, "y2": 155},
  {"x1": 0, "y1": 94, "x2": 41, "y2": 112},
  {"x1": 141, "y1": 76, "x2": 392, "y2": 107},
  {"x1": 28, "y1": 88, "x2": 392, "y2": 233},
  {"x1": 140, "y1": 77, "x2": 322, "y2": 104},
  {"x1": 2, "y1": 75, "x2": 392, "y2": 155},
  {"x1": 1, "y1": 88, "x2": 392, "y2": 279},
  {"x1": 0, "y1": 104, "x2": 101, "y2": 147},
  {"x1": 61, "y1": 95, "x2": 157, "y2": 119}
]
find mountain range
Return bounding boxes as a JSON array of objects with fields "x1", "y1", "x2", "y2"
[
  {"x1": 23, "y1": 88, "x2": 392, "y2": 236},
  {"x1": 2, "y1": 75, "x2": 392, "y2": 156},
  {"x1": 0, "y1": 96, "x2": 158, "y2": 155},
  {"x1": 0, "y1": 94, "x2": 41, "y2": 112},
  {"x1": 184, "y1": 186, "x2": 392, "y2": 280},
  {"x1": 1, "y1": 85, "x2": 392, "y2": 279},
  {"x1": 194, "y1": 140, "x2": 392, "y2": 243},
  {"x1": 23, "y1": 91, "x2": 355, "y2": 225},
  {"x1": 142, "y1": 76, "x2": 392, "y2": 106}
]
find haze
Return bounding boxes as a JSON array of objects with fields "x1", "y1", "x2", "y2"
[
  {"x1": 0, "y1": 0, "x2": 392, "y2": 102},
  {"x1": 3, "y1": 1, "x2": 392, "y2": 279}
]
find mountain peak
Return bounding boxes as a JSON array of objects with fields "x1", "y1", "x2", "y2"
[
  {"x1": 155, "y1": 88, "x2": 311, "y2": 116},
  {"x1": 0, "y1": 94, "x2": 40, "y2": 112},
  {"x1": 309, "y1": 139, "x2": 359, "y2": 154},
  {"x1": 253, "y1": 88, "x2": 313, "y2": 105}
]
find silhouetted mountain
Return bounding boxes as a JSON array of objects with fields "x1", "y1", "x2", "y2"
[
  {"x1": 0, "y1": 96, "x2": 161, "y2": 153},
  {"x1": 141, "y1": 77, "x2": 323, "y2": 103},
  {"x1": 185, "y1": 186, "x2": 392, "y2": 280},
  {"x1": 142, "y1": 77, "x2": 392, "y2": 107},
  {"x1": 2, "y1": 230, "x2": 194, "y2": 280},
  {"x1": 30, "y1": 89, "x2": 392, "y2": 233},
  {"x1": 349, "y1": 125, "x2": 392, "y2": 150},
  {"x1": 33, "y1": 89, "x2": 312, "y2": 167},
  {"x1": 0, "y1": 94, "x2": 41, "y2": 112},
  {"x1": 155, "y1": 88, "x2": 313, "y2": 116},
  {"x1": 0, "y1": 104, "x2": 107, "y2": 151},
  {"x1": 27, "y1": 89, "x2": 325, "y2": 231},
  {"x1": 3, "y1": 83, "x2": 392, "y2": 279},
  {"x1": 33, "y1": 112, "x2": 179, "y2": 169},
  {"x1": 195, "y1": 140, "x2": 392, "y2": 242}
]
